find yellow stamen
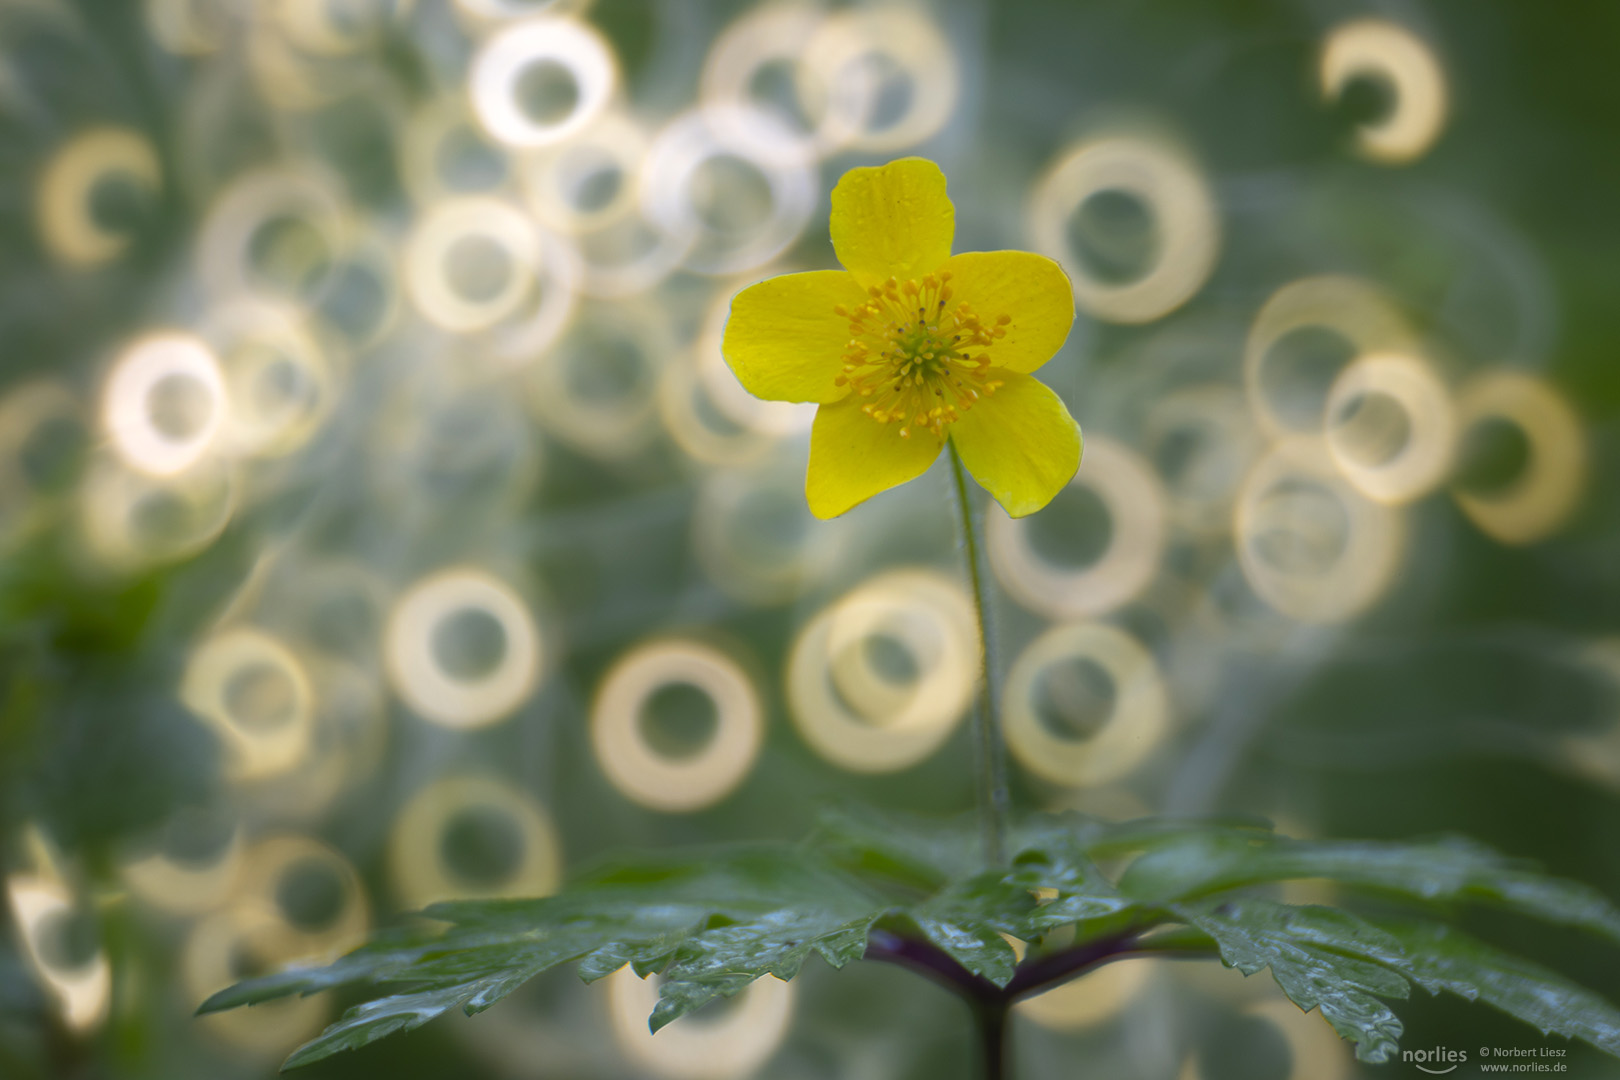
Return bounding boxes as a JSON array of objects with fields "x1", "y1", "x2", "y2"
[{"x1": 833, "y1": 276, "x2": 1011, "y2": 439}]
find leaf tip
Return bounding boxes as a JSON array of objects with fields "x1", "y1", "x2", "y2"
[
  {"x1": 195, "y1": 987, "x2": 242, "y2": 1015},
  {"x1": 279, "y1": 1042, "x2": 324, "y2": 1072}
]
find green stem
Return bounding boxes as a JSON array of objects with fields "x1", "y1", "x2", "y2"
[
  {"x1": 947, "y1": 437, "x2": 1010, "y2": 869},
  {"x1": 975, "y1": 997, "x2": 1010, "y2": 1080}
]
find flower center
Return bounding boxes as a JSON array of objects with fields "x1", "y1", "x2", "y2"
[{"x1": 834, "y1": 273, "x2": 1009, "y2": 439}]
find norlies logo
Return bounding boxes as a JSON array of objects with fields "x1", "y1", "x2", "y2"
[{"x1": 1406, "y1": 1046, "x2": 1470, "y2": 1074}]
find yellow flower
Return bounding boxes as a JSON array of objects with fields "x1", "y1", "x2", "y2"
[{"x1": 721, "y1": 157, "x2": 1082, "y2": 519}]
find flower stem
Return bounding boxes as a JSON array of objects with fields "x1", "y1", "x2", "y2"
[
  {"x1": 947, "y1": 438, "x2": 1010, "y2": 869},
  {"x1": 975, "y1": 997, "x2": 1010, "y2": 1080}
]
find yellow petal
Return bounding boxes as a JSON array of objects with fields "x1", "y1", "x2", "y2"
[
  {"x1": 722, "y1": 270, "x2": 867, "y2": 403},
  {"x1": 948, "y1": 371, "x2": 1082, "y2": 518},
  {"x1": 942, "y1": 251, "x2": 1075, "y2": 374},
  {"x1": 806, "y1": 396, "x2": 945, "y2": 518},
  {"x1": 829, "y1": 157, "x2": 955, "y2": 288}
]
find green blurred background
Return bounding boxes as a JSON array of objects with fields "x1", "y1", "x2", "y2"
[{"x1": 2, "y1": 0, "x2": 1618, "y2": 1077}]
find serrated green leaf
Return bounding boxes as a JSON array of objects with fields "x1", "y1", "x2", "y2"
[
  {"x1": 575, "y1": 928, "x2": 690, "y2": 984},
  {"x1": 1177, "y1": 897, "x2": 1620, "y2": 1066},
  {"x1": 906, "y1": 871, "x2": 1031, "y2": 986},
  {"x1": 906, "y1": 912, "x2": 1020, "y2": 987},
  {"x1": 195, "y1": 925, "x2": 451, "y2": 1014},
  {"x1": 812, "y1": 915, "x2": 877, "y2": 969},
  {"x1": 813, "y1": 809, "x2": 1137, "y2": 946},
  {"x1": 278, "y1": 946, "x2": 584, "y2": 1065},
  {"x1": 812, "y1": 805, "x2": 982, "y2": 892},
  {"x1": 1007, "y1": 814, "x2": 1134, "y2": 932},
  {"x1": 649, "y1": 906, "x2": 884, "y2": 1032},
  {"x1": 1120, "y1": 832, "x2": 1620, "y2": 945},
  {"x1": 1177, "y1": 898, "x2": 1409, "y2": 1063},
  {"x1": 207, "y1": 843, "x2": 896, "y2": 1068},
  {"x1": 281, "y1": 986, "x2": 485, "y2": 1070},
  {"x1": 1372, "y1": 920, "x2": 1620, "y2": 1056}
]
